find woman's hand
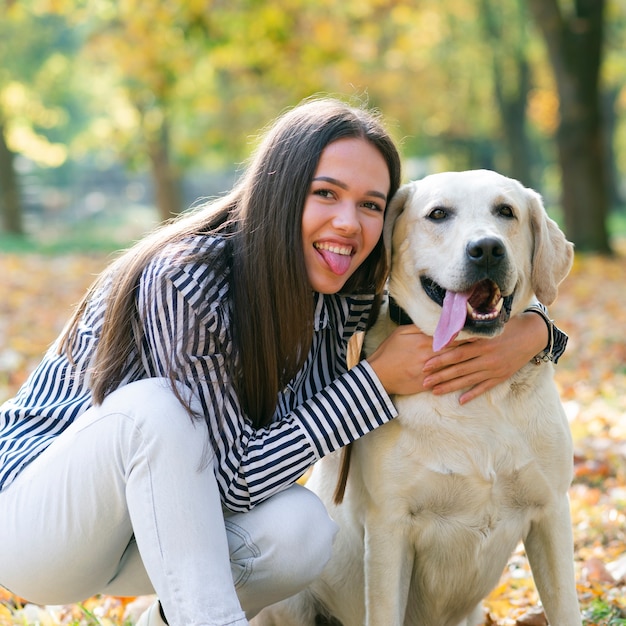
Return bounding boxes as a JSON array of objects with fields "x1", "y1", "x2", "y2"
[
  {"x1": 365, "y1": 325, "x2": 435, "y2": 396},
  {"x1": 422, "y1": 311, "x2": 548, "y2": 404},
  {"x1": 366, "y1": 312, "x2": 548, "y2": 403}
]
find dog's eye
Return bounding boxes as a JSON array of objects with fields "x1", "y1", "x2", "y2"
[
  {"x1": 427, "y1": 207, "x2": 449, "y2": 221},
  {"x1": 496, "y1": 204, "x2": 515, "y2": 218}
]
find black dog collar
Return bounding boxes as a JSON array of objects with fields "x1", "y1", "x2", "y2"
[{"x1": 388, "y1": 295, "x2": 413, "y2": 326}]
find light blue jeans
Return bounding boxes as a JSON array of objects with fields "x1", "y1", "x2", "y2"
[{"x1": 0, "y1": 379, "x2": 337, "y2": 625}]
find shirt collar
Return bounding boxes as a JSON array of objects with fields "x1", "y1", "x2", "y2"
[
  {"x1": 313, "y1": 292, "x2": 329, "y2": 330},
  {"x1": 312, "y1": 291, "x2": 377, "y2": 331}
]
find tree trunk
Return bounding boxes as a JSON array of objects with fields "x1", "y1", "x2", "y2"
[
  {"x1": 528, "y1": 0, "x2": 612, "y2": 253},
  {"x1": 499, "y1": 59, "x2": 533, "y2": 188},
  {"x1": 0, "y1": 118, "x2": 24, "y2": 235},
  {"x1": 602, "y1": 86, "x2": 623, "y2": 209},
  {"x1": 480, "y1": 0, "x2": 534, "y2": 188},
  {"x1": 148, "y1": 120, "x2": 183, "y2": 222}
]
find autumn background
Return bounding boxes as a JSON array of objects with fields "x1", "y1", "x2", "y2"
[{"x1": 0, "y1": 0, "x2": 625, "y2": 624}]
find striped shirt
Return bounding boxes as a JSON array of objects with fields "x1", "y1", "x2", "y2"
[{"x1": 0, "y1": 235, "x2": 398, "y2": 511}]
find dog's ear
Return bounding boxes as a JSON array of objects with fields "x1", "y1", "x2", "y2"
[
  {"x1": 528, "y1": 188, "x2": 575, "y2": 305},
  {"x1": 383, "y1": 182, "x2": 413, "y2": 266}
]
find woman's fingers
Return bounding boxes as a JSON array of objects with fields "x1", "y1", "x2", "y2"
[
  {"x1": 370, "y1": 312, "x2": 548, "y2": 402},
  {"x1": 366, "y1": 325, "x2": 434, "y2": 396}
]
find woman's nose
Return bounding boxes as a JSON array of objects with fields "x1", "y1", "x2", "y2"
[{"x1": 332, "y1": 203, "x2": 361, "y2": 233}]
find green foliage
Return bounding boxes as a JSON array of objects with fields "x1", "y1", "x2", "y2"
[
  {"x1": 0, "y1": 0, "x2": 625, "y2": 246},
  {"x1": 583, "y1": 598, "x2": 626, "y2": 625},
  {"x1": 0, "y1": 6, "x2": 90, "y2": 167},
  {"x1": 609, "y1": 210, "x2": 626, "y2": 237}
]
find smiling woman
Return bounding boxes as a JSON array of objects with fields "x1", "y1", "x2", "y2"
[{"x1": 0, "y1": 98, "x2": 405, "y2": 626}]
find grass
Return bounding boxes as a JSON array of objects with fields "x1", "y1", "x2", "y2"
[
  {"x1": 0, "y1": 230, "x2": 128, "y2": 255},
  {"x1": 609, "y1": 209, "x2": 626, "y2": 239},
  {"x1": 0, "y1": 204, "x2": 158, "y2": 256},
  {"x1": 583, "y1": 598, "x2": 626, "y2": 625}
]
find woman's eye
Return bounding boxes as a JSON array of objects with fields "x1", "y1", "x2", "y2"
[
  {"x1": 363, "y1": 201, "x2": 384, "y2": 213},
  {"x1": 496, "y1": 204, "x2": 515, "y2": 218},
  {"x1": 313, "y1": 189, "x2": 334, "y2": 199},
  {"x1": 428, "y1": 207, "x2": 448, "y2": 220}
]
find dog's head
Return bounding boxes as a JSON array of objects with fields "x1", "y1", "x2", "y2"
[{"x1": 383, "y1": 170, "x2": 574, "y2": 349}]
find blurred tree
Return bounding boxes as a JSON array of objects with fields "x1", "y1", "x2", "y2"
[
  {"x1": 78, "y1": 0, "x2": 341, "y2": 219},
  {"x1": 82, "y1": 0, "x2": 203, "y2": 219},
  {"x1": 0, "y1": 3, "x2": 87, "y2": 236},
  {"x1": 0, "y1": 112, "x2": 21, "y2": 235},
  {"x1": 601, "y1": 5, "x2": 626, "y2": 211},
  {"x1": 2, "y1": 0, "x2": 623, "y2": 246},
  {"x1": 528, "y1": 0, "x2": 612, "y2": 253},
  {"x1": 479, "y1": 0, "x2": 534, "y2": 187}
]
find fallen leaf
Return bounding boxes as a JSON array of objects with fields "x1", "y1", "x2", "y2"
[{"x1": 515, "y1": 606, "x2": 548, "y2": 625}]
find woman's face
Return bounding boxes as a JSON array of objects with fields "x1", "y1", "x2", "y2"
[{"x1": 302, "y1": 137, "x2": 390, "y2": 294}]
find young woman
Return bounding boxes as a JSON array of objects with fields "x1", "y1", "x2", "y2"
[{"x1": 0, "y1": 98, "x2": 566, "y2": 626}]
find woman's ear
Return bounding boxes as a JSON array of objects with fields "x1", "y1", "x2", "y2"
[
  {"x1": 528, "y1": 188, "x2": 575, "y2": 305},
  {"x1": 383, "y1": 183, "x2": 413, "y2": 267}
]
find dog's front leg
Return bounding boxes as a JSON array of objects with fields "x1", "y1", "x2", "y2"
[
  {"x1": 524, "y1": 495, "x2": 582, "y2": 625},
  {"x1": 363, "y1": 510, "x2": 414, "y2": 626}
]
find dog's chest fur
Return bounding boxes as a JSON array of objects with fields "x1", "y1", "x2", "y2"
[{"x1": 353, "y1": 387, "x2": 556, "y2": 532}]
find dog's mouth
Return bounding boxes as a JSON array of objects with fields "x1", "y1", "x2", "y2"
[{"x1": 421, "y1": 276, "x2": 513, "y2": 351}]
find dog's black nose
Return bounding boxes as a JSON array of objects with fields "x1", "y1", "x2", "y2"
[{"x1": 466, "y1": 237, "x2": 505, "y2": 267}]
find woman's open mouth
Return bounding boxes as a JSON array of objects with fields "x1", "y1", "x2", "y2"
[{"x1": 314, "y1": 242, "x2": 355, "y2": 276}]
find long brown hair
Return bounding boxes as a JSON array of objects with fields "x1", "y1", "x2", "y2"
[{"x1": 59, "y1": 97, "x2": 402, "y2": 428}]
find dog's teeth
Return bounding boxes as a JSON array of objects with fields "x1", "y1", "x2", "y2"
[
  {"x1": 467, "y1": 298, "x2": 503, "y2": 321},
  {"x1": 466, "y1": 285, "x2": 504, "y2": 322}
]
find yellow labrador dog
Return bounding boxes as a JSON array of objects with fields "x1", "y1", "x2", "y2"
[{"x1": 253, "y1": 170, "x2": 580, "y2": 626}]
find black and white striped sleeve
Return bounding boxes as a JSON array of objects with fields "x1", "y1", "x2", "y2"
[{"x1": 524, "y1": 301, "x2": 568, "y2": 364}]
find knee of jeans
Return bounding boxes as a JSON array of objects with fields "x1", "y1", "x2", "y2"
[
  {"x1": 273, "y1": 488, "x2": 338, "y2": 583},
  {"x1": 99, "y1": 379, "x2": 199, "y2": 436},
  {"x1": 298, "y1": 493, "x2": 337, "y2": 567},
  {"x1": 227, "y1": 486, "x2": 338, "y2": 591}
]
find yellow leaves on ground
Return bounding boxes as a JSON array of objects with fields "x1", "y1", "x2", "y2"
[
  {"x1": 0, "y1": 254, "x2": 108, "y2": 403},
  {"x1": 483, "y1": 243, "x2": 626, "y2": 625}
]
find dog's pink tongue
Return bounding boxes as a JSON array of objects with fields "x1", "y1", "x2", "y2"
[
  {"x1": 433, "y1": 291, "x2": 470, "y2": 351},
  {"x1": 318, "y1": 249, "x2": 352, "y2": 276}
]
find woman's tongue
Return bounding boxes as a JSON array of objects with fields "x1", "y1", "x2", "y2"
[{"x1": 317, "y1": 247, "x2": 352, "y2": 275}]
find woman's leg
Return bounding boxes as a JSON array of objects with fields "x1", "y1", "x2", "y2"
[
  {"x1": 0, "y1": 379, "x2": 247, "y2": 626},
  {"x1": 105, "y1": 483, "x2": 338, "y2": 621},
  {"x1": 0, "y1": 378, "x2": 338, "y2": 623},
  {"x1": 224, "y1": 483, "x2": 338, "y2": 619}
]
